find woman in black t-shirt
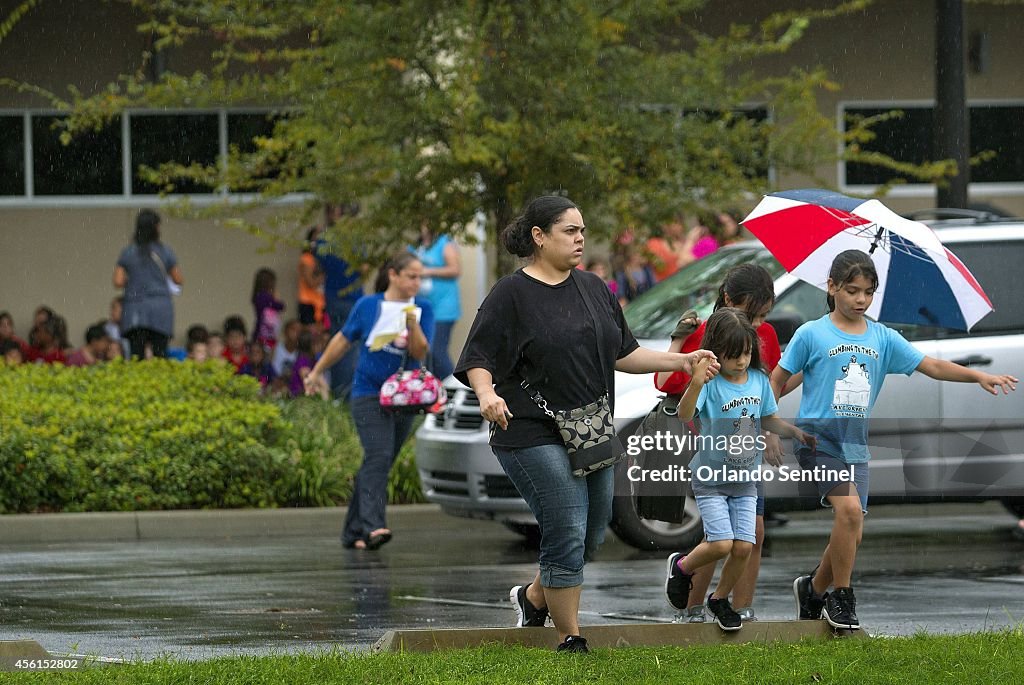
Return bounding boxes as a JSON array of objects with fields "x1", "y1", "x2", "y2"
[{"x1": 455, "y1": 196, "x2": 719, "y2": 654}]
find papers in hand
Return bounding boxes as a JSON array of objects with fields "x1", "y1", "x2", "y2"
[{"x1": 367, "y1": 300, "x2": 420, "y2": 351}]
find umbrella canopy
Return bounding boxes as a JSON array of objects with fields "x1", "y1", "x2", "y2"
[{"x1": 742, "y1": 189, "x2": 992, "y2": 331}]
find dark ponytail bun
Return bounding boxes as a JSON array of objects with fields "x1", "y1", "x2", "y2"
[{"x1": 501, "y1": 195, "x2": 578, "y2": 258}]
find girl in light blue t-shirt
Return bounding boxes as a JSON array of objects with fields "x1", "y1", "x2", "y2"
[
  {"x1": 770, "y1": 249, "x2": 1017, "y2": 632},
  {"x1": 665, "y1": 308, "x2": 814, "y2": 631}
]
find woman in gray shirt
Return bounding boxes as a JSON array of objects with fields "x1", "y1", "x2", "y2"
[{"x1": 113, "y1": 210, "x2": 183, "y2": 359}]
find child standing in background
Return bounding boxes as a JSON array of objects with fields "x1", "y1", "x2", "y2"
[{"x1": 252, "y1": 268, "x2": 286, "y2": 351}]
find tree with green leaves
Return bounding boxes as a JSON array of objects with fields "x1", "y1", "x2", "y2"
[{"x1": 3, "y1": 0, "x2": 952, "y2": 264}]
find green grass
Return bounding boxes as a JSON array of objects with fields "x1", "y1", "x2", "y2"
[{"x1": 8, "y1": 631, "x2": 1024, "y2": 684}]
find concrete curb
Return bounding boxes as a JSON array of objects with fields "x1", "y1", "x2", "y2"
[
  {"x1": 0, "y1": 504, "x2": 442, "y2": 544},
  {"x1": 374, "y1": 621, "x2": 867, "y2": 652}
]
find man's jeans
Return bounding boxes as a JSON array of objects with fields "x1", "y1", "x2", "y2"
[{"x1": 494, "y1": 443, "x2": 613, "y2": 588}]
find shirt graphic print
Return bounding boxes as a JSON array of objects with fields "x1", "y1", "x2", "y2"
[{"x1": 832, "y1": 352, "x2": 874, "y2": 417}]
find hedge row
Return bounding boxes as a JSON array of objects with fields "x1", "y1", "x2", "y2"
[{"x1": 0, "y1": 361, "x2": 424, "y2": 513}]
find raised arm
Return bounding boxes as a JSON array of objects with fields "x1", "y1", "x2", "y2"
[
  {"x1": 616, "y1": 346, "x2": 719, "y2": 378},
  {"x1": 406, "y1": 309, "x2": 429, "y2": 361},
  {"x1": 676, "y1": 358, "x2": 710, "y2": 421}
]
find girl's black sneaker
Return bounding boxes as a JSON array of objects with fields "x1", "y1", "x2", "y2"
[
  {"x1": 823, "y1": 586, "x2": 860, "y2": 630},
  {"x1": 705, "y1": 595, "x2": 742, "y2": 631},
  {"x1": 556, "y1": 635, "x2": 590, "y2": 654}
]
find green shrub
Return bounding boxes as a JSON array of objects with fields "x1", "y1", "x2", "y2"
[
  {"x1": 274, "y1": 397, "x2": 425, "y2": 507},
  {"x1": 0, "y1": 361, "x2": 424, "y2": 513}
]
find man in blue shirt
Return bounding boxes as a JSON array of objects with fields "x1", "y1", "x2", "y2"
[{"x1": 315, "y1": 202, "x2": 367, "y2": 401}]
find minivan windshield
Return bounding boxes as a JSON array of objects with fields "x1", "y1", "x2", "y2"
[{"x1": 624, "y1": 243, "x2": 784, "y2": 339}]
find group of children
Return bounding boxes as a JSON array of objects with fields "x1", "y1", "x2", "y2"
[
  {"x1": 0, "y1": 305, "x2": 122, "y2": 367},
  {"x1": 180, "y1": 267, "x2": 332, "y2": 398},
  {"x1": 1, "y1": 266, "x2": 333, "y2": 400},
  {"x1": 659, "y1": 251, "x2": 1017, "y2": 632}
]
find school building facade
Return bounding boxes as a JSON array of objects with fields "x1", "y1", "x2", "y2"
[{"x1": 0, "y1": 0, "x2": 1021, "y2": 350}]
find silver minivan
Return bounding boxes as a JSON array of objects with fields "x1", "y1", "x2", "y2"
[{"x1": 415, "y1": 216, "x2": 1024, "y2": 550}]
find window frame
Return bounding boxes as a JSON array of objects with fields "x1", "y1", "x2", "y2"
[{"x1": 0, "y1": 106, "x2": 307, "y2": 207}]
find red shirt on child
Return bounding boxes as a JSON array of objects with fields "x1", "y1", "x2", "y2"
[{"x1": 655, "y1": 319, "x2": 781, "y2": 394}]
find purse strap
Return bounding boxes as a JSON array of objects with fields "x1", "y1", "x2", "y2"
[{"x1": 570, "y1": 269, "x2": 610, "y2": 381}]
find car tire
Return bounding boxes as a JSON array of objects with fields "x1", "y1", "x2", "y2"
[
  {"x1": 1001, "y1": 498, "x2": 1024, "y2": 519},
  {"x1": 609, "y1": 490, "x2": 704, "y2": 551},
  {"x1": 502, "y1": 521, "x2": 542, "y2": 546},
  {"x1": 607, "y1": 419, "x2": 706, "y2": 551}
]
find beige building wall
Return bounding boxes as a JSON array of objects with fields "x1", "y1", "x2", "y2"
[
  {"x1": 1, "y1": 1, "x2": 1022, "y2": 351},
  {"x1": 0, "y1": 207, "x2": 297, "y2": 346},
  {"x1": 0, "y1": 205, "x2": 487, "y2": 355}
]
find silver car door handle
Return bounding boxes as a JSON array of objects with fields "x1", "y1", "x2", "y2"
[{"x1": 951, "y1": 355, "x2": 993, "y2": 367}]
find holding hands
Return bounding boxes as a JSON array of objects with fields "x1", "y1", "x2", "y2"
[{"x1": 682, "y1": 350, "x2": 719, "y2": 383}]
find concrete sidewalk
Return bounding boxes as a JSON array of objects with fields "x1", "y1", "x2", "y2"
[
  {"x1": 0, "y1": 500, "x2": 1014, "y2": 545},
  {"x1": 0, "y1": 504, "x2": 439, "y2": 544}
]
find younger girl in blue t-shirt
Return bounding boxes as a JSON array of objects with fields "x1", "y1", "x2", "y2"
[
  {"x1": 665, "y1": 308, "x2": 815, "y2": 631},
  {"x1": 770, "y1": 249, "x2": 1017, "y2": 631}
]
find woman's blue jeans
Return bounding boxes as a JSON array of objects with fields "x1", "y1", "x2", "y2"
[
  {"x1": 493, "y1": 443, "x2": 614, "y2": 588},
  {"x1": 342, "y1": 396, "x2": 415, "y2": 545}
]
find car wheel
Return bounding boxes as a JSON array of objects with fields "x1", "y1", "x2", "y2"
[
  {"x1": 1001, "y1": 498, "x2": 1024, "y2": 519},
  {"x1": 502, "y1": 521, "x2": 542, "y2": 546},
  {"x1": 609, "y1": 490, "x2": 704, "y2": 551}
]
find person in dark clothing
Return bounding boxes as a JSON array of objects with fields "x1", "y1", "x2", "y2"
[
  {"x1": 315, "y1": 202, "x2": 367, "y2": 401},
  {"x1": 454, "y1": 195, "x2": 719, "y2": 654}
]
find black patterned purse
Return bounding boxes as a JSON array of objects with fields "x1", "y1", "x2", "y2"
[{"x1": 523, "y1": 385, "x2": 624, "y2": 477}]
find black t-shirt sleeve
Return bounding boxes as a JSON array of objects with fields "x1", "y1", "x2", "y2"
[{"x1": 453, "y1": 276, "x2": 516, "y2": 387}]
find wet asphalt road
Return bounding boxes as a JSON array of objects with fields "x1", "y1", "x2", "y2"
[{"x1": 0, "y1": 502, "x2": 1022, "y2": 661}]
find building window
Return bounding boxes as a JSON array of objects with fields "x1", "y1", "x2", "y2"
[
  {"x1": 0, "y1": 108, "x2": 287, "y2": 202},
  {"x1": 227, "y1": 111, "x2": 279, "y2": 153},
  {"x1": 130, "y1": 113, "x2": 220, "y2": 194},
  {"x1": 0, "y1": 115, "x2": 25, "y2": 196},
  {"x1": 843, "y1": 103, "x2": 1024, "y2": 186},
  {"x1": 970, "y1": 105, "x2": 1024, "y2": 183},
  {"x1": 32, "y1": 114, "x2": 122, "y2": 195}
]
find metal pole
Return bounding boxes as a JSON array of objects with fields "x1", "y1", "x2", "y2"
[{"x1": 935, "y1": 0, "x2": 969, "y2": 209}]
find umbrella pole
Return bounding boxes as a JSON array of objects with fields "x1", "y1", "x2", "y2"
[{"x1": 868, "y1": 226, "x2": 885, "y2": 254}]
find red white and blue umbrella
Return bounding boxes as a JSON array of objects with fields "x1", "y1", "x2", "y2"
[{"x1": 742, "y1": 189, "x2": 993, "y2": 331}]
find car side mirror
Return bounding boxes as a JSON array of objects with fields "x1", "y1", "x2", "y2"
[{"x1": 767, "y1": 311, "x2": 804, "y2": 346}]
